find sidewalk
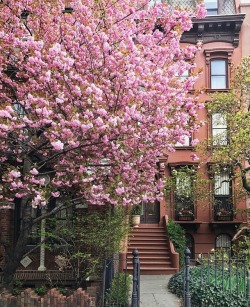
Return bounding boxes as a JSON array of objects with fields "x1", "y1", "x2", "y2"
[{"x1": 139, "y1": 275, "x2": 181, "y2": 307}]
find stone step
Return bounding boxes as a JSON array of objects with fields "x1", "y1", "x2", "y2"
[
  {"x1": 129, "y1": 238, "x2": 167, "y2": 243},
  {"x1": 127, "y1": 224, "x2": 175, "y2": 275},
  {"x1": 126, "y1": 267, "x2": 177, "y2": 275}
]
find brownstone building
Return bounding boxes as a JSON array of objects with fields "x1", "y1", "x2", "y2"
[{"x1": 138, "y1": 0, "x2": 250, "y2": 263}]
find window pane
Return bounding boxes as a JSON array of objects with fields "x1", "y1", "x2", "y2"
[
  {"x1": 206, "y1": 9, "x2": 218, "y2": 15},
  {"x1": 216, "y1": 234, "x2": 231, "y2": 249},
  {"x1": 212, "y1": 129, "x2": 227, "y2": 145},
  {"x1": 214, "y1": 172, "x2": 230, "y2": 195},
  {"x1": 211, "y1": 60, "x2": 226, "y2": 75},
  {"x1": 212, "y1": 113, "x2": 227, "y2": 145},
  {"x1": 148, "y1": 0, "x2": 162, "y2": 7},
  {"x1": 212, "y1": 113, "x2": 227, "y2": 128},
  {"x1": 205, "y1": 0, "x2": 218, "y2": 9},
  {"x1": 211, "y1": 76, "x2": 226, "y2": 89},
  {"x1": 175, "y1": 135, "x2": 190, "y2": 146},
  {"x1": 176, "y1": 174, "x2": 192, "y2": 196}
]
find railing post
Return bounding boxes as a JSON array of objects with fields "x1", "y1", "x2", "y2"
[
  {"x1": 131, "y1": 249, "x2": 140, "y2": 307},
  {"x1": 184, "y1": 247, "x2": 191, "y2": 307}
]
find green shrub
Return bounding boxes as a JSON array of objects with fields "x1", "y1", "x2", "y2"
[
  {"x1": 12, "y1": 279, "x2": 23, "y2": 295},
  {"x1": 34, "y1": 286, "x2": 47, "y2": 296},
  {"x1": 105, "y1": 272, "x2": 132, "y2": 307},
  {"x1": 166, "y1": 219, "x2": 186, "y2": 268},
  {"x1": 168, "y1": 266, "x2": 248, "y2": 307}
]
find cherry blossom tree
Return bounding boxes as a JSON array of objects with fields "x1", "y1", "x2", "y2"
[{"x1": 0, "y1": 0, "x2": 206, "y2": 288}]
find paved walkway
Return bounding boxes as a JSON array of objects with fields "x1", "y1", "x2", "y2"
[{"x1": 139, "y1": 275, "x2": 181, "y2": 307}]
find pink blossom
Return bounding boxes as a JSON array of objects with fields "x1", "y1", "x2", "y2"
[
  {"x1": 116, "y1": 187, "x2": 125, "y2": 196},
  {"x1": 9, "y1": 170, "x2": 21, "y2": 178},
  {"x1": 196, "y1": 3, "x2": 207, "y2": 19},
  {"x1": 30, "y1": 168, "x2": 39, "y2": 175},
  {"x1": 51, "y1": 140, "x2": 64, "y2": 150},
  {"x1": 191, "y1": 139, "x2": 199, "y2": 146},
  {"x1": 191, "y1": 154, "x2": 200, "y2": 161},
  {"x1": 51, "y1": 191, "x2": 60, "y2": 198}
]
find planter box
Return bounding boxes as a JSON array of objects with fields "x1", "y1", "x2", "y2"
[
  {"x1": 216, "y1": 215, "x2": 232, "y2": 221},
  {"x1": 177, "y1": 216, "x2": 194, "y2": 221}
]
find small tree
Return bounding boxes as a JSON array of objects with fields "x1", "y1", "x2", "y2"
[{"x1": 48, "y1": 206, "x2": 129, "y2": 288}]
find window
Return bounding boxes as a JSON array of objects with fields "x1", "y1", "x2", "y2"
[
  {"x1": 211, "y1": 59, "x2": 227, "y2": 89},
  {"x1": 173, "y1": 167, "x2": 195, "y2": 220},
  {"x1": 204, "y1": 48, "x2": 233, "y2": 91},
  {"x1": 213, "y1": 168, "x2": 233, "y2": 220},
  {"x1": 212, "y1": 113, "x2": 227, "y2": 145},
  {"x1": 204, "y1": 0, "x2": 235, "y2": 15},
  {"x1": 175, "y1": 135, "x2": 191, "y2": 147},
  {"x1": 205, "y1": 0, "x2": 218, "y2": 15},
  {"x1": 148, "y1": 0, "x2": 162, "y2": 8},
  {"x1": 176, "y1": 69, "x2": 189, "y2": 82},
  {"x1": 214, "y1": 170, "x2": 230, "y2": 196},
  {"x1": 215, "y1": 233, "x2": 231, "y2": 256}
]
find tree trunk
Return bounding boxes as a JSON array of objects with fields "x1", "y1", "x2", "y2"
[{"x1": 1, "y1": 201, "x2": 33, "y2": 290}]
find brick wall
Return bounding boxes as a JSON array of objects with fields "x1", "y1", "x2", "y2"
[{"x1": 0, "y1": 287, "x2": 97, "y2": 307}]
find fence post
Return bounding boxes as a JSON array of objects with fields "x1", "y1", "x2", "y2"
[
  {"x1": 247, "y1": 269, "x2": 250, "y2": 306},
  {"x1": 131, "y1": 249, "x2": 140, "y2": 307},
  {"x1": 184, "y1": 247, "x2": 191, "y2": 307}
]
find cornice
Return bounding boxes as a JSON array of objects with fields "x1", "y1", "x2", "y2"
[{"x1": 181, "y1": 14, "x2": 245, "y2": 47}]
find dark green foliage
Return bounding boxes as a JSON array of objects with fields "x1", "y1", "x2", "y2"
[
  {"x1": 168, "y1": 265, "x2": 248, "y2": 307},
  {"x1": 105, "y1": 272, "x2": 132, "y2": 307},
  {"x1": 166, "y1": 219, "x2": 186, "y2": 268},
  {"x1": 45, "y1": 205, "x2": 130, "y2": 288},
  {"x1": 131, "y1": 204, "x2": 142, "y2": 215},
  {"x1": 34, "y1": 286, "x2": 47, "y2": 296},
  {"x1": 11, "y1": 279, "x2": 23, "y2": 295}
]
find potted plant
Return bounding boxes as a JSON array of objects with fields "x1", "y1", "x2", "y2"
[{"x1": 131, "y1": 204, "x2": 142, "y2": 227}]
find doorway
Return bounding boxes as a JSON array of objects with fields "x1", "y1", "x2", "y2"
[{"x1": 140, "y1": 200, "x2": 160, "y2": 224}]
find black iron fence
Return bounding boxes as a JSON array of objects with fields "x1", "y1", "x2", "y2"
[
  {"x1": 183, "y1": 248, "x2": 250, "y2": 307},
  {"x1": 102, "y1": 249, "x2": 140, "y2": 307}
]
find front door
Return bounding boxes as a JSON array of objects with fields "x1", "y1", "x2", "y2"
[{"x1": 140, "y1": 200, "x2": 160, "y2": 224}]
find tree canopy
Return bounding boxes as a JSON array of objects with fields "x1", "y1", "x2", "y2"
[{"x1": 0, "y1": 0, "x2": 206, "y2": 208}]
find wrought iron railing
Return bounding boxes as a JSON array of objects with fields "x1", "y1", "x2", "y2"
[
  {"x1": 102, "y1": 250, "x2": 140, "y2": 307},
  {"x1": 183, "y1": 249, "x2": 250, "y2": 307},
  {"x1": 213, "y1": 196, "x2": 234, "y2": 221}
]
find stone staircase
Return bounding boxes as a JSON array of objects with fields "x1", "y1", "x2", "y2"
[{"x1": 126, "y1": 224, "x2": 178, "y2": 275}]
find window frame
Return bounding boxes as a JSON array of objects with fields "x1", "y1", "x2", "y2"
[
  {"x1": 211, "y1": 112, "x2": 228, "y2": 146},
  {"x1": 210, "y1": 59, "x2": 227, "y2": 89},
  {"x1": 204, "y1": 48, "x2": 233, "y2": 91},
  {"x1": 171, "y1": 165, "x2": 196, "y2": 220},
  {"x1": 212, "y1": 167, "x2": 234, "y2": 220}
]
